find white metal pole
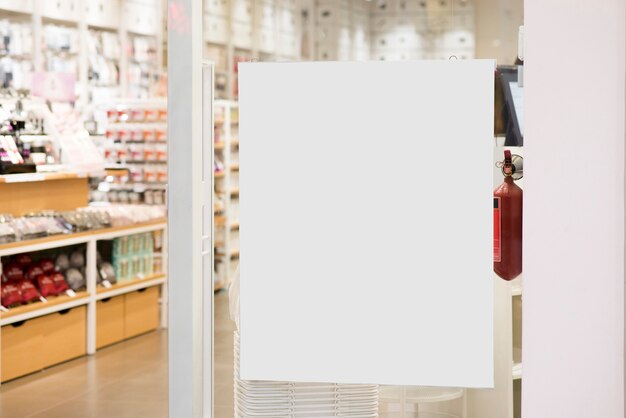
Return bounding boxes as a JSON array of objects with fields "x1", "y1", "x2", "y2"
[
  {"x1": 223, "y1": 102, "x2": 232, "y2": 286},
  {"x1": 86, "y1": 238, "x2": 97, "y2": 355},
  {"x1": 160, "y1": 225, "x2": 169, "y2": 328},
  {"x1": 168, "y1": 0, "x2": 212, "y2": 414}
]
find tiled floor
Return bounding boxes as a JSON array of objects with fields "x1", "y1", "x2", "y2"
[{"x1": 0, "y1": 290, "x2": 236, "y2": 418}]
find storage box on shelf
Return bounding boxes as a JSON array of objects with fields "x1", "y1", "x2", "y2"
[
  {"x1": 1, "y1": 305, "x2": 86, "y2": 382},
  {"x1": 96, "y1": 284, "x2": 159, "y2": 349}
]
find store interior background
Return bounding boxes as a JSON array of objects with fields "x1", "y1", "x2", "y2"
[{"x1": 0, "y1": 0, "x2": 523, "y2": 417}]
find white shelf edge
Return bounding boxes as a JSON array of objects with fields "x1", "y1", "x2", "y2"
[
  {"x1": 1, "y1": 296, "x2": 89, "y2": 326},
  {"x1": 512, "y1": 362, "x2": 522, "y2": 380},
  {"x1": 96, "y1": 276, "x2": 166, "y2": 300},
  {"x1": 95, "y1": 222, "x2": 167, "y2": 240}
]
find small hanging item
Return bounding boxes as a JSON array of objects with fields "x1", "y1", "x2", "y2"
[{"x1": 494, "y1": 150, "x2": 523, "y2": 281}]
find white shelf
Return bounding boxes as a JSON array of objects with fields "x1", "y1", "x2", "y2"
[
  {"x1": 96, "y1": 274, "x2": 166, "y2": 300},
  {"x1": 1, "y1": 292, "x2": 90, "y2": 326},
  {"x1": 0, "y1": 219, "x2": 166, "y2": 257}
]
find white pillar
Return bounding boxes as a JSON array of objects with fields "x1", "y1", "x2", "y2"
[
  {"x1": 167, "y1": 0, "x2": 213, "y2": 416},
  {"x1": 523, "y1": 0, "x2": 625, "y2": 417}
]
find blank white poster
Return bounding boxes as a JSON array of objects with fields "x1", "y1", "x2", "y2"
[{"x1": 238, "y1": 60, "x2": 494, "y2": 388}]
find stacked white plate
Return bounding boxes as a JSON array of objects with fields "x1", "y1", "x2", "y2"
[{"x1": 234, "y1": 332, "x2": 379, "y2": 418}]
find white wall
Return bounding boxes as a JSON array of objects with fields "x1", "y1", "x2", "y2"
[{"x1": 523, "y1": 1, "x2": 625, "y2": 417}]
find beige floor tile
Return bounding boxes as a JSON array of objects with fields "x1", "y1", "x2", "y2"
[
  {"x1": 28, "y1": 400, "x2": 168, "y2": 418},
  {"x1": 0, "y1": 394, "x2": 64, "y2": 417}
]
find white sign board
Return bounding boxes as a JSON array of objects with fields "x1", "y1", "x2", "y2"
[{"x1": 239, "y1": 60, "x2": 495, "y2": 388}]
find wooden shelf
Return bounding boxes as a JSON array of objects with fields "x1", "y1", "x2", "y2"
[
  {"x1": 231, "y1": 140, "x2": 239, "y2": 147},
  {"x1": 214, "y1": 141, "x2": 225, "y2": 150},
  {"x1": 215, "y1": 215, "x2": 226, "y2": 226},
  {"x1": 215, "y1": 171, "x2": 225, "y2": 179},
  {"x1": 0, "y1": 291, "x2": 90, "y2": 323},
  {"x1": 230, "y1": 187, "x2": 239, "y2": 196},
  {"x1": 0, "y1": 218, "x2": 167, "y2": 257},
  {"x1": 231, "y1": 163, "x2": 239, "y2": 172},
  {"x1": 214, "y1": 281, "x2": 226, "y2": 292},
  {"x1": 231, "y1": 248, "x2": 240, "y2": 258},
  {"x1": 231, "y1": 220, "x2": 239, "y2": 230},
  {"x1": 0, "y1": 172, "x2": 83, "y2": 184},
  {"x1": 96, "y1": 274, "x2": 166, "y2": 299}
]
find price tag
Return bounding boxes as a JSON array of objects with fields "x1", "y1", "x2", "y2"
[
  {"x1": 66, "y1": 289, "x2": 77, "y2": 297},
  {"x1": 102, "y1": 280, "x2": 112, "y2": 288}
]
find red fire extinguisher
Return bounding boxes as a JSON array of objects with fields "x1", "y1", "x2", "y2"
[{"x1": 494, "y1": 150, "x2": 523, "y2": 281}]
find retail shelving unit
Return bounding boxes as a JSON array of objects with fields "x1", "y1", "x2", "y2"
[
  {"x1": 90, "y1": 98, "x2": 168, "y2": 205},
  {"x1": 0, "y1": 0, "x2": 163, "y2": 104},
  {"x1": 0, "y1": 218, "x2": 168, "y2": 383},
  {"x1": 204, "y1": 0, "x2": 302, "y2": 99},
  {"x1": 0, "y1": 168, "x2": 168, "y2": 383},
  {"x1": 213, "y1": 100, "x2": 239, "y2": 290}
]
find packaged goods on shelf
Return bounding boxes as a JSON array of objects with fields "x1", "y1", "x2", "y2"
[
  {"x1": 1, "y1": 245, "x2": 84, "y2": 309},
  {"x1": 78, "y1": 204, "x2": 165, "y2": 226},
  {"x1": 127, "y1": 35, "x2": 158, "y2": 99},
  {"x1": 91, "y1": 100, "x2": 167, "y2": 205},
  {"x1": 111, "y1": 232, "x2": 156, "y2": 281},
  {"x1": 0, "y1": 19, "x2": 33, "y2": 90},
  {"x1": 87, "y1": 30, "x2": 120, "y2": 89},
  {"x1": 0, "y1": 94, "x2": 105, "y2": 175},
  {"x1": 0, "y1": 204, "x2": 165, "y2": 245},
  {"x1": 43, "y1": 24, "x2": 79, "y2": 77}
]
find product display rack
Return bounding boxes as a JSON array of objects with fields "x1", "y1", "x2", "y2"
[
  {"x1": 0, "y1": 0, "x2": 164, "y2": 104},
  {"x1": 213, "y1": 100, "x2": 239, "y2": 290},
  {"x1": 0, "y1": 219, "x2": 168, "y2": 382},
  {"x1": 0, "y1": 219, "x2": 167, "y2": 325},
  {"x1": 90, "y1": 98, "x2": 168, "y2": 205},
  {"x1": 204, "y1": 0, "x2": 302, "y2": 99}
]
